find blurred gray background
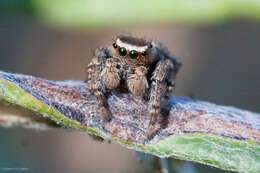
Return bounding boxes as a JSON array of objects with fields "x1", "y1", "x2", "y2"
[{"x1": 0, "y1": 0, "x2": 260, "y2": 173}]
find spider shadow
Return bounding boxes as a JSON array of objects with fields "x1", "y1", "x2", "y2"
[
  {"x1": 148, "y1": 103, "x2": 172, "y2": 140},
  {"x1": 159, "y1": 105, "x2": 171, "y2": 129}
]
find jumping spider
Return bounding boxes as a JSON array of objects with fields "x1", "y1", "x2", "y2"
[{"x1": 87, "y1": 35, "x2": 181, "y2": 140}]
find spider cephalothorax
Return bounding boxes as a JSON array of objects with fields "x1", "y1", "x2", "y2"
[
  {"x1": 111, "y1": 35, "x2": 158, "y2": 66},
  {"x1": 87, "y1": 35, "x2": 181, "y2": 140}
]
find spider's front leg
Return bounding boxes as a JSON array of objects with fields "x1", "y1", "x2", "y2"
[
  {"x1": 87, "y1": 47, "x2": 118, "y2": 121},
  {"x1": 147, "y1": 59, "x2": 175, "y2": 139}
]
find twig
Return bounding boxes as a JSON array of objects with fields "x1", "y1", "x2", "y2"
[{"x1": 0, "y1": 100, "x2": 56, "y2": 130}]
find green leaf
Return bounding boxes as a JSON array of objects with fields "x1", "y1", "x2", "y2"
[{"x1": 0, "y1": 71, "x2": 259, "y2": 173}]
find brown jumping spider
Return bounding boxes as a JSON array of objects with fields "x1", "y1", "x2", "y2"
[{"x1": 87, "y1": 35, "x2": 181, "y2": 140}]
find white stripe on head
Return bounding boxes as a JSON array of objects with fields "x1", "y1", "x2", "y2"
[{"x1": 116, "y1": 39, "x2": 148, "y2": 52}]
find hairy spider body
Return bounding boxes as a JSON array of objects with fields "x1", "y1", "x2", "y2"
[{"x1": 87, "y1": 35, "x2": 181, "y2": 140}]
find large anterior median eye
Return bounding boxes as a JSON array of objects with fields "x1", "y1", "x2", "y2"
[
  {"x1": 129, "y1": 50, "x2": 138, "y2": 59},
  {"x1": 119, "y1": 47, "x2": 127, "y2": 56}
]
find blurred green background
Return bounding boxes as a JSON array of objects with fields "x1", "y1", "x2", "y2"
[
  {"x1": 2, "y1": 0, "x2": 260, "y2": 27},
  {"x1": 0, "y1": 0, "x2": 260, "y2": 172}
]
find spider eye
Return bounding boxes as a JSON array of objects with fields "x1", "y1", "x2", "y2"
[
  {"x1": 129, "y1": 50, "x2": 138, "y2": 59},
  {"x1": 112, "y1": 43, "x2": 117, "y2": 48},
  {"x1": 142, "y1": 51, "x2": 147, "y2": 56},
  {"x1": 119, "y1": 47, "x2": 127, "y2": 56}
]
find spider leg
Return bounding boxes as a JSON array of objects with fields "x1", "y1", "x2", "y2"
[
  {"x1": 94, "y1": 91, "x2": 112, "y2": 121},
  {"x1": 147, "y1": 59, "x2": 175, "y2": 139},
  {"x1": 87, "y1": 47, "x2": 113, "y2": 121}
]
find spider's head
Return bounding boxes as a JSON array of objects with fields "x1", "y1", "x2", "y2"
[{"x1": 111, "y1": 35, "x2": 155, "y2": 64}]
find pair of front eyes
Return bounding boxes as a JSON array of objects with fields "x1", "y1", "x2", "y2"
[{"x1": 113, "y1": 43, "x2": 146, "y2": 59}]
